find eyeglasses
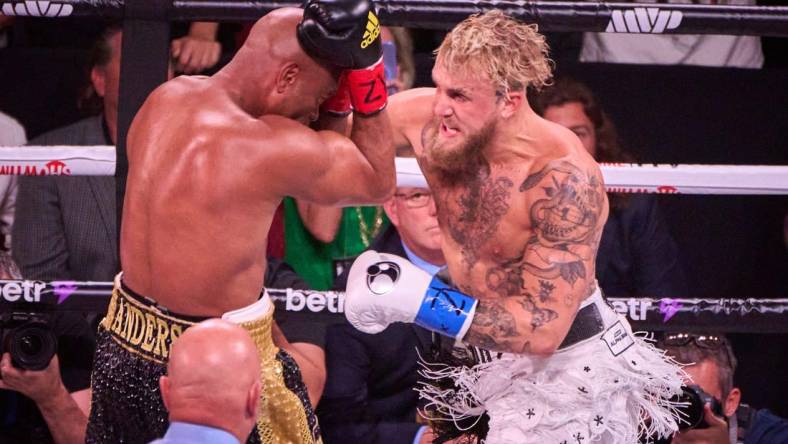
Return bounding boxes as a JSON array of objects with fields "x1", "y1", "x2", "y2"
[
  {"x1": 394, "y1": 191, "x2": 433, "y2": 209},
  {"x1": 661, "y1": 332, "x2": 735, "y2": 370}
]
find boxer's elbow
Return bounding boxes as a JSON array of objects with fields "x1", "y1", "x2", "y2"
[
  {"x1": 286, "y1": 343, "x2": 326, "y2": 407},
  {"x1": 306, "y1": 370, "x2": 326, "y2": 408},
  {"x1": 527, "y1": 330, "x2": 566, "y2": 356},
  {"x1": 373, "y1": 182, "x2": 396, "y2": 203},
  {"x1": 526, "y1": 337, "x2": 560, "y2": 356},
  {"x1": 364, "y1": 174, "x2": 396, "y2": 203}
]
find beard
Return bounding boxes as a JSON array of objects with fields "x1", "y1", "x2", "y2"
[{"x1": 424, "y1": 116, "x2": 497, "y2": 185}]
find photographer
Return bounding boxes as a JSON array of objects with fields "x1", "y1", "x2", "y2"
[
  {"x1": 658, "y1": 332, "x2": 788, "y2": 444},
  {"x1": 0, "y1": 252, "x2": 95, "y2": 444}
]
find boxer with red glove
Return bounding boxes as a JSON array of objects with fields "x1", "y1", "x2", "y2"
[{"x1": 297, "y1": 0, "x2": 387, "y2": 116}]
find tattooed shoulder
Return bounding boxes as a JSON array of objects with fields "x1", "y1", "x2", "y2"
[{"x1": 483, "y1": 160, "x2": 605, "y2": 293}]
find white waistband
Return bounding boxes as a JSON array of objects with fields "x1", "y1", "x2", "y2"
[
  {"x1": 579, "y1": 283, "x2": 604, "y2": 309},
  {"x1": 221, "y1": 290, "x2": 272, "y2": 323},
  {"x1": 115, "y1": 273, "x2": 272, "y2": 322}
]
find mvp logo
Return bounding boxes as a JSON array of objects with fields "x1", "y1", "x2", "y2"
[
  {"x1": 606, "y1": 8, "x2": 683, "y2": 34},
  {"x1": 1, "y1": 1, "x2": 74, "y2": 17},
  {"x1": 361, "y1": 11, "x2": 380, "y2": 49}
]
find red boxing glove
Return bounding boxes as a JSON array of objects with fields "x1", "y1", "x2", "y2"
[
  {"x1": 346, "y1": 57, "x2": 387, "y2": 116},
  {"x1": 321, "y1": 71, "x2": 352, "y2": 117}
]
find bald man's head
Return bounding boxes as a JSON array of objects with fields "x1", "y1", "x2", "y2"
[
  {"x1": 222, "y1": 7, "x2": 338, "y2": 122},
  {"x1": 160, "y1": 319, "x2": 261, "y2": 440}
]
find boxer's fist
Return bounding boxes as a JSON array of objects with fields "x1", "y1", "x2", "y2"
[
  {"x1": 345, "y1": 251, "x2": 479, "y2": 338},
  {"x1": 297, "y1": 0, "x2": 382, "y2": 70},
  {"x1": 345, "y1": 251, "x2": 430, "y2": 334}
]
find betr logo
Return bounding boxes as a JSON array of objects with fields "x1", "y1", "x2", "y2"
[
  {"x1": 285, "y1": 290, "x2": 345, "y2": 313},
  {"x1": 609, "y1": 298, "x2": 652, "y2": 321},
  {"x1": 0, "y1": 280, "x2": 46, "y2": 302}
]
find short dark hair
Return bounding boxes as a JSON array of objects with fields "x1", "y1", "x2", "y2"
[
  {"x1": 78, "y1": 23, "x2": 122, "y2": 115},
  {"x1": 532, "y1": 77, "x2": 634, "y2": 164},
  {"x1": 658, "y1": 333, "x2": 737, "y2": 398}
]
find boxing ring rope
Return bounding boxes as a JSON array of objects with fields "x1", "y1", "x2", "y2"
[
  {"x1": 1, "y1": 146, "x2": 787, "y2": 195},
  {"x1": 393, "y1": 157, "x2": 788, "y2": 195},
  {"x1": 2, "y1": 0, "x2": 788, "y2": 36},
  {"x1": 1, "y1": 279, "x2": 786, "y2": 333}
]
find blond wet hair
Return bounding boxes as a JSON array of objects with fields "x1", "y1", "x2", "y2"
[{"x1": 436, "y1": 10, "x2": 553, "y2": 97}]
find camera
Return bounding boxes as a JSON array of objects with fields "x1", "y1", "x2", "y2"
[
  {"x1": 674, "y1": 384, "x2": 725, "y2": 430},
  {"x1": 643, "y1": 384, "x2": 726, "y2": 444},
  {"x1": 0, "y1": 312, "x2": 57, "y2": 371}
]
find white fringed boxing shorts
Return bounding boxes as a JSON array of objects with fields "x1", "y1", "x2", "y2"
[{"x1": 419, "y1": 288, "x2": 686, "y2": 444}]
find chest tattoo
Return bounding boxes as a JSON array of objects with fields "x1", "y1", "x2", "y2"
[{"x1": 446, "y1": 175, "x2": 513, "y2": 269}]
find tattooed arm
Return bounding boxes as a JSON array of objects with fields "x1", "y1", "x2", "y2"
[{"x1": 464, "y1": 160, "x2": 608, "y2": 355}]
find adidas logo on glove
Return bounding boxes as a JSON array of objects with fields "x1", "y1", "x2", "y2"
[{"x1": 360, "y1": 11, "x2": 380, "y2": 48}]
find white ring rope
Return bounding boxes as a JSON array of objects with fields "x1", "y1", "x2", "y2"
[
  {"x1": 0, "y1": 145, "x2": 116, "y2": 176},
  {"x1": 395, "y1": 157, "x2": 788, "y2": 195},
  {"x1": 1, "y1": 145, "x2": 787, "y2": 195}
]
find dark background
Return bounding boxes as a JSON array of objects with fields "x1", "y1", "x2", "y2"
[{"x1": 0, "y1": 17, "x2": 786, "y2": 415}]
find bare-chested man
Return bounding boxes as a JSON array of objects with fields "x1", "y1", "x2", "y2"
[
  {"x1": 87, "y1": 2, "x2": 394, "y2": 443},
  {"x1": 345, "y1": 11, "x2": 684, "y2": 444}
]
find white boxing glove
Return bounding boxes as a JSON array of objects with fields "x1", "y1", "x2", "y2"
[{"x1": 345, "y1": 250, "x2": 478, "y2": 338}]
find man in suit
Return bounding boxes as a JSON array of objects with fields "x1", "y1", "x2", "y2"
[
  {"x1": 12, "y1": 23, "x2": 123, "y2": 282},
  {"x1": 320, "y1": 185, "x2": 443, "y2": 444}
]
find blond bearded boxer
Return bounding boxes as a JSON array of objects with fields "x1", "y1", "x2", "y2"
[
  {"x1": 87, "y1": 3, "x2": 395, "y2": 443},
  {"x1": 345, "y1": 11, "x2": 684, "y2": 443}
]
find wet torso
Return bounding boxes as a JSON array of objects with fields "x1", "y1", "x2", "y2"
[
  {"x1": 120, "y1": 76, "x2": 279, "y2": 316},
  {"x1": 408, "y1": 119, "x2": 608, "y2": 304}
]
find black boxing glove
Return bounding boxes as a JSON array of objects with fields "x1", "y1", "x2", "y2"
[
  {"x1": 299, "y1": 0, "x2": 387, "y2": 115},
  {"x1": 297, "y1": 0, "x2": 382, "y2": 69}
]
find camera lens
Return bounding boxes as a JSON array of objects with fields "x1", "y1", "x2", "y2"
[
  {"x1": 8, "y1": 324, "x2": 57, "y2": 371},
  {"x1": 20, "y1": 333, "x2": 43, "y2": 355},
  {"x1": 675, "y1": 386, "x2": 706, "y2": 430}
]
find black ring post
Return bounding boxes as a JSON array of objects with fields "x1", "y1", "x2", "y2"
[{"x1": 116, "y1": 0, "x2": 171, "y2": 256}]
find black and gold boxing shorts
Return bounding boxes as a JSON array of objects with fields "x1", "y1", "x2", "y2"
[{"x1": 86, "y1": 273, "x2": 321, "y2": 444}]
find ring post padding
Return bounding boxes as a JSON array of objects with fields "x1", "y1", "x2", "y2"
[{"x1": 116, "y1": 0, "x2": 171, "y2": 247}]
